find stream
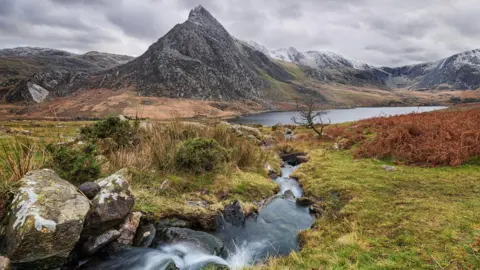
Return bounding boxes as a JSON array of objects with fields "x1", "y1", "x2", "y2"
[{"x1": 87, "y1": 165, "x2": 313, "y2": 270}]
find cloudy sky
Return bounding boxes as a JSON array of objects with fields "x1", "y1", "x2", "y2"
[{"x1": 0, "y1": 0, "x2": 478, "y2": 66}]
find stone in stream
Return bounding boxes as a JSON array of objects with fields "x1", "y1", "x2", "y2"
[
  {"x1": 283, "y1": 190, "x2": 296, "y2": 200},
  {"x1": 223, "y1": 200, "x2": 245, "y2": 226},
  {"x1": 79, "y1": 181, "x2": 101, "y2": 200},
  {"x1": 154, "y1": 227, "x2": 228, "y2": 258},
  {"x1": 84, "y1": 169, "x2": 135, "y2": 235},
  {"x1": 134, "y1": 224, "x2": 156, "y2": 247},
  {"x1": 0, "y1": 257, "x2": 11, "y2": 270},
  {"x1": 296, "y1": 197, "x2": 315, "y2": 207},
  {"x1": 2, "y1": 169, "x2": 90, "y2": 269},
  {"x1": 83, "y1": 229, "x2": 121, "y2": 256}
]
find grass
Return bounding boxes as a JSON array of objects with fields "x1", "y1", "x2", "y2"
[
  {"x1": 132, "y1": 170, "x2": 277, "y2": 227},
  {"x1": 256, "y1": 142, "x2": 480, "y2": 269}
]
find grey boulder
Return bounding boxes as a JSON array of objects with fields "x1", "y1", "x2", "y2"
[{"x1": 2, "y1": 169, "x2": 90, "y2": 269}]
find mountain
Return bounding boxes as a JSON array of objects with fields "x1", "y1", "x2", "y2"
[
  {"x1": 0, "y1": 47, "x2": 134, "y2": 102},
  {"x1": 268, "y1": 47, "x2": 371, "y2": 71},
  {"x1": 382, "y1": 49, "x2": 480, "y2": 90},
  {"x1": 98, "y1": 6, "x2": 294, "y2": 101},
  {"x1": 1, "y1": 5, "x2": 479, "y2": 109}
]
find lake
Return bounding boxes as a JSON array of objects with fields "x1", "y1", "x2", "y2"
[{"x1": 228, "y1": 106, "x2": 447, "y2": 126}]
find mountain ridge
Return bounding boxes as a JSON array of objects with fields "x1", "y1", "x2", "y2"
[{"x1": 1, "y1": 5, "x2": 479, "y2": 107}]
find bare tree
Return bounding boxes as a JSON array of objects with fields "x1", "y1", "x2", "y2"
[{"x1": 291, "y1": 99, "x2": 331, "y2": 138}]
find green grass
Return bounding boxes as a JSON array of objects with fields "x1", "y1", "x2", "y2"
[
  {"x1": 132, "y1": 169, "x2": 277, "y2": 226},
  {"x1": 258, "y1": 148, "x2": 480, "y2": 269}
]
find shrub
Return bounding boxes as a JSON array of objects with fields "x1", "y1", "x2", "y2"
[
  {"x1": 355, "y1": 109, "x2": 480, "y2": 166},
  {"x1": 47, "y1": 143, "x2": 101, "y2": 185},
  {"x1": 174, "y1": 138, "x2": 230, "y2": 173},
  {"x1": 80, "y1": 116, "x2": 138, "y2": 149}
]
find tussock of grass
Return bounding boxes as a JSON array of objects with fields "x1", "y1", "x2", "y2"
[
  {"x1": 132, "y1": 170, "x2": 277, "y2": 226},
  {"x1": 258, "y1": 148, "x2": 480, "y2": 269},
  {"x1": 0, "y1": 137, "x2": 48, "y2": 219}
]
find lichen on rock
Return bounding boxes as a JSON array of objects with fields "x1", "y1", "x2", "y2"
[{"x1": 3, "y1": 169, "x2": 90, "y2": 269}]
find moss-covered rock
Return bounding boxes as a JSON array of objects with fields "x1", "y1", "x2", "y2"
[{"x1": 3, "y1": 169, "x2": 90, "y2": 269}]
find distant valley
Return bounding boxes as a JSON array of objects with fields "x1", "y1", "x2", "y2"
[{"x1": 0, "y1": 5, "x2": 479, "y2": 119}]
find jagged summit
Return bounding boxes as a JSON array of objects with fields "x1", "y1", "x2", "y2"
[
  {"x1": 98, "y1": 4, "x2": 292, "y2": 101},
  {"x1": 187, "y1": 5, "x2": 223, "y2": 29}
]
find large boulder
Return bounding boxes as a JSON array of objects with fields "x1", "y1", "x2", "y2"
[
  {"x1": 2, "y1": 169, "x2": 90, "y2": 269},
  {"x1": 154, "y1": 227, "x2": 227, "y2": 258},
  {"x1": 84, "y1": 169, "x2": 135, "y2": 234}
]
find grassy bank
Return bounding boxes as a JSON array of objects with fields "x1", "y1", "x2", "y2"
[
  {"x1": 259, "y1": 148, "x2": 479, "y2": 269},
  {"x1": 258, "y1": 107, "x2": 480, "y2": 269}
]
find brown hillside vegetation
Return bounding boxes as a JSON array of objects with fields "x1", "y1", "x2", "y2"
[{"x1": 350, "y1": 109, "x2": 480, "y2": 166}]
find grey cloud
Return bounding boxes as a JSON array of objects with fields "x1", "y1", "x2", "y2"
[{"x1": 1, "y1": 0, "x2": 479, "y2": 66}]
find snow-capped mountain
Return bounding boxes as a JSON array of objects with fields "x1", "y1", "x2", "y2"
[
  {"x1": 243, "y1": 42, "x2": 371, "y2": 71},
  {"x1": 382, "y1": 48, "x2": 480, "y2": 90}
]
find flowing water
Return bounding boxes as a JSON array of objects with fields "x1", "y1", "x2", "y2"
[
  {"x1": 228, "y1": 106, "x2": 447, "y2": 126},
  {"x1": 88, "y1": 166, "x2": 312, "y2": 270}
]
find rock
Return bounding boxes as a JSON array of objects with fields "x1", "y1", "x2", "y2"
[
  {"x1": 280, "y1": 152, "x2": 308, "y2": 166},
  {"x1": 223, "y1": 200, "x2": 245, "y2": 226},
  {"x1": 116, "y1": 212, "x2": 142, "y2": 245},
  {"x1": 3, "y1": 169, "x2": 90, "y2": 269},
  {"x1": 283, "y1": 190, "x2": 296, "y2": 200},
  {"x1": 381, "y1": 165, "x2": 397, "y2": 171},
  {"x1": 185, "y1": 200, "x2": 207, "y2": 208},
  {"x1": 117, "y1": 115, "x2": 127, "y2": 122},
  {"x1": 83, "y1": 229, "x2": 121, "y2": 256},
  {"x1": 156, "y1": 218, "x2": 193, "y2": 229},
  {"x1": 0, "y1": 257, "x2": 11, "y2": 270},
  {"x1": 154, "y1": 227, "x2": 227, "y2": 258},
  {"x1": 84, "y1": 169, "x2": 135, "y2": 234},
  {"x1": 309, "y1": 202, "x2": 325, "y2": 217},
  {"x1": 296, "y1": 197, "x2": 315, "y2": 207},
  {"x1": 133, "y1": 224, "x2": 156, "y2": 248},
  {"x1": 296, "y1": 155, "x2": 310, "y2": 164},
  {"x1": 79, "y1": 182, "x2": 101, "y2": 200}
]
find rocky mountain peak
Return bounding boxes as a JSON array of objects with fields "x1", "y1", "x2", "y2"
[{"x1": 187, "y1": 5, "x2": 223, "y2": 29}]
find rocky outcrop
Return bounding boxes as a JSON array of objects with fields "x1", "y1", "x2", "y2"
[
  {"x1": 154, "y1": 227, "x2": 228, "y2": 258},
  {"x1": 84, "y1": 169, "x2": 135, "y2": 234},
  {"x1": 2, "y1": 169, "x2": 90, "y2": 269}
]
